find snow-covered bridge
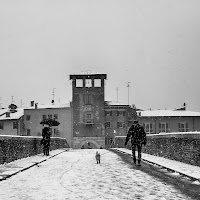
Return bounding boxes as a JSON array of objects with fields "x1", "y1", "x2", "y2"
[{"x1": 0, "y1": 149, "x2": 200, "y2": 200}]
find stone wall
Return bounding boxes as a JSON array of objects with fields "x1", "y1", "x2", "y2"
[
  {"x1": 0, "y1": 135, "x2": 69, "y2": 164},
  {"x1": 115, "y1": 132, "x2": 200, "y2": 167}
]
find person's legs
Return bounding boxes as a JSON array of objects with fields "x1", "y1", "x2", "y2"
[
  {"x1": 46, "y1": 140, "x2": 50, "y2": 156},
  {"x1": 43, "y1": 145, "x2": 46, "y2": 156},
  {"x1": 137, "y1": 144, "x2": 142, "y2": 166},
  {"x1": 131, "y1": 144, "x2": 136, "y2": 164}
]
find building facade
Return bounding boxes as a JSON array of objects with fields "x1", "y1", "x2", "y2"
[
  {"x1": 104, "y1": 101, "x2": 137, "y2": 147},
  {"x1": 70, "y1": 74, "x2": 107, "y2": 149},
  {"x1": 0, "y1": 105, "x2": 25, "y2": 136},
  {"x1": 23, "y1": 103, "x2": 73, "y2": 147},
  {"x1": 138, "y1": 109, "x2": 200, "y2": 134}
]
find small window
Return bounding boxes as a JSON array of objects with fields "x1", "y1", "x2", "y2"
[
  {"x1": 105, "y1": 111, "x2": 112, "y2": 116},
  {"x1": 85, "y1": 113, "x2": 94, "y2": 124},
  {"x1": 13, "y1": 121, "x2": 18, "y2": 129},
  {"x1": 27, "y1": 129, "x2": 31, "y2": 136},
  {"x1": 26, "y1": 115, "x2": 30, "y2": 121},
  {"x1": 159, "y1": 123, "x2": 169, "y2": 133},
  {"x1": 48, "y1": 114, "x2": 52, "y2": 119},
  {"x1": 178, "y1": 122, "x2": 189, "y2": 132},
  {"x1": 43, "y1": 115, "x2": 46, "y2": 120},
  {"x1": 54, "y1": 114, "x2": 58, "y2": 120},
  {"x1": 94, "y1": 79, "x2": 101, "y2": 87},
  {"x1": 85, "y1": 79, "x2": 92, "y2": 87},
  {"x1": 117, "y1": 122, "x2": 125, "y2": 129},
  {"x1": 105, "y1": 122, "x2": 111, "y2": 128},
  {"x1": 76, "y1": 79, "x2": 83, "y2": 87},
  {"x1": 0, "y1": 122, "x2": 4, "y2": 130},
  {"x1": 128, "y1": 121, "x2": 133, "y2": 127},
  {"x1": 117, "y1": 111, "x2": 125, "y2": 116},
  {"x1": 85, "y1": 94, "x2": 92, "y2": 105},
  {"x1": 105, "y1": 138, "x2": 113, "y2": 145},
  {"x1": 144, "y1": 123, "x2": 153, "y2": 134},
  {"x1": 54, "y1": 128, "x2": 59, "y2": 137}
]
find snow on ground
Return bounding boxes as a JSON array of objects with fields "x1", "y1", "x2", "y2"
[
  {"x1": 116, "y1": 148, "x2": 200, "y2": 181},
  {"x1": 0, "y1": 149, "x2": 193, "y2": 200}
]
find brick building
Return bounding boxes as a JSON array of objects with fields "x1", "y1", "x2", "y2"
[{"x1": 70, "y1": 74, "x2": 107, "y2": 149}]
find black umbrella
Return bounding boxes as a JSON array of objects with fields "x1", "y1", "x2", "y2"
[{"x1": 40, "y1": 118, "x2": 60, "y2": 127}]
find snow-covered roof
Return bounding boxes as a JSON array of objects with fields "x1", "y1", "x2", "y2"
[
  {"x1": 137, "y1": 109, "x2": 200, "y2": 117},
  {"x1": 0, "y1": 108, "x2": 24, "y2": 121},
  {"x1": 105, "y1": 101, "x2": 129, "y2": 106},
  {"x1": 25, "y1": 103, "x2": 71, "y2": 110},
  {"x1": 0, "y1": 108, "x2": 7, "y2": 116}
]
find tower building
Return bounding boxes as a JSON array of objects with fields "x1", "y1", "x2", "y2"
[{"x1": 70, "y1": 73, "x2": 107, "y2": 149}]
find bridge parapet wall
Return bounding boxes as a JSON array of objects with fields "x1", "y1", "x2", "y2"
[
  {"x1": 0, "y1": 135, "x2": 69, "y2": 164},
  {"x1": 115, "y1": 132, "x2": 200, "y2": 167}
]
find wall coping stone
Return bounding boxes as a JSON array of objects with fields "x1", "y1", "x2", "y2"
[
  {"x1": 0, "y1": 135, "x2": 67, "y2": 140},
  {"x1": 148, "y1": 132, "x2": 200, "y2": 139}
]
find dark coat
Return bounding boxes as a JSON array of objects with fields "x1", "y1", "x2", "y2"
[
  {"x1": 125, "y1": 123, "x2": 146, "y2": 146},
  {"x1": 42, "y1": 127, "x2": 51, "y2": 140},
  {"x1": 42, "y1": 127, "x2": 51, "y2": 147}
]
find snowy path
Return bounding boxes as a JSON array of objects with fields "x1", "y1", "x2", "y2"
[{"x1": 0, "y1": 149, "x2": 193, "y2": 200}]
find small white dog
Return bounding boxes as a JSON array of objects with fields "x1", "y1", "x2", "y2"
[{"x1": 95, "y1": 151, "x2": 101, "y2": 164}]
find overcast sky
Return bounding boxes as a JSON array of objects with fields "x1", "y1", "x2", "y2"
[{"x1": 0, "y1": 0, "x2": 200, "y2": 111}]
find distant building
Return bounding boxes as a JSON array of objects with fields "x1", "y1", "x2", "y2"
[
  {"x1": 70, "y1": 73, "x2": 107, "y2": 149},
  {"x1": 104, "y1": 101, "x2": 137, "y2": 147},
  {"x1": 0, "y1": 104, "x2": 25, "y2": 136},
  {"x1": 23, "y1": 102, "x2": 73, "y2": 147},
  {"x1": 137, "y1": 109, "x2": 200, "y2": 134},
  {"x1": 69, "y1": 73, "x2": 138, "y2": 149}
]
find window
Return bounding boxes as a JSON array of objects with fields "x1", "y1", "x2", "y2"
[
  {"x1": 85, "y1": 79, "x2": 92, "y2": 87},
  {"x1": 105, "y1": 138, "x2": 113, "y2": 145},
  {"x1": 178, "y1": 122, "x2": 189, "y2": 132},
  {"x1": 43, "y1": 115, "x2": 46, "y2": 120},
  {"x1": 85, "y1": 94, "x2": 92, "y2": 105},
  {"x1": 13, "y1": 121, "x2": 18, "y2": 129},
  {"x1": 105, "y1": 111, "x2": 112, "y2": 116},
  {"x1": 117, "y1": 122, "x2": 125, "y2": 129},
  {"x1": 85, "y1": 113, "x2": 94, "y2": 124},
  {"x1": 159, "y1": 123, "x2": 169, "y2": 133},
  {"x1": 76, "y1": 79, "x2": 83, "y2": 87},
  {"x1": 144, "y1": 123, "x2": 153, "y2": 134},
  {"x1": 0, "y1": 122, "x2": 3, "y2": 130},
  {"x1": 53, "y1": 128, "x2": 59, "y2": 137},
  {"x1": 117, "y1": 111, "x2": 125, "y2": 116},
  {"x1": 94, "y1": 79, "x2": 101, "y2": 87},
  {"x1": 54, "y1": 114, "x2": 58, "y2": 120},
  {"x1": 105, "y1": 122, "x2": 111, "y2": 129},
  {"x1": 128, "y1": 121, "x2": 133, "y2": 127},
  {"x1": 48, "y1": 114, "x2": 52, "y2": 119},
  {"x1": 27, "y1": 129, "x2": 31, "y2": 136},
  {"x1": 26, "y1": 115, "x2": 30, "y2": 121}
]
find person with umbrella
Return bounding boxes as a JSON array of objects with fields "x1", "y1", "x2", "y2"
[
  {"x1": 41, "y1": 124, "x2": 51, "y2": 156},
  {"x1": 40, "y1": 118, "x2": 60, "y2": 156}
]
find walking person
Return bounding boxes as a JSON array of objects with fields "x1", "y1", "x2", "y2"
[
  {"x1": 42, "y1": 124, "x2": 51, "y2": 156},
  {"x1": 124, "y1": 120, "x2": 146, "y2": 166}
]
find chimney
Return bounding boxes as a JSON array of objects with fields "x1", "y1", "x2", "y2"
[
  {"x1": 183, "y1": 103, "x2": 186, "y2": 110},
  {"x1": 35, "y1": 103, "x2": 38, "y2": 109},
  {"x1": 6, "y1": 112, "x2": 10, "y2": 117},
  {"x1": 30, "y1": 101, "x2": 34, "y2": 107}
]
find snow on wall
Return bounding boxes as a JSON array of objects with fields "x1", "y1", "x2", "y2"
[{"x1": 0, "y1": 135, "x2": 68, "y2": 164}]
